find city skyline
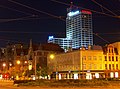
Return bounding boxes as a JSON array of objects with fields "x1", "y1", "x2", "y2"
[{"x1": 0, "y1": 0, "x2": 119, "y2": 47}]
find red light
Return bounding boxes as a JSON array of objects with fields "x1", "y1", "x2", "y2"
[
  {"x1": 5, "y1": 74, "x2": 7, "y2": 78},
  {"x1": 3, "y1": 73, "x2": 9, "y2": 78},
  {"x1": 81, "y1": 10, "x2": 92, "y2": 14}
]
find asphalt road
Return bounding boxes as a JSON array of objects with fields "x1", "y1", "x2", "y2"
[
  {"x1": 0, "y1": 80, "x2": 120, "y2": 89},
  {"x1": 1, "y1": 86, "x2": 120, "y2": 89}
]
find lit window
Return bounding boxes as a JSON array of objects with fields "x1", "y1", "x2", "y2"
[
  {"x1": 94, "y1": 64, "x2": 97, "y2": 69},
  {"x1": 99, "y1": 56, "x2": 102, "y2": 60},
  {"x1": 100, "y1": 64, "x2": 102, "y2": 69},
  {"x1": 89, "y1": 64, "x2": 92, "y2": 69},
  {"x1": 82, "y1": 56, "x2": 86, "y2": 60},
  {"x1": 93, "y1": 56, "x2": 97, "y2": 60},
  {"x1": 88, "y1": 56, "x2": 92, "y2": 60}
]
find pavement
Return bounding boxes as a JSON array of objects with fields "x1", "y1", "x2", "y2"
[
  {"x1": 0, "y1": 80, "x2": 120, "y2": 89},
  {"x1": 0, "y1": 79, "x2": 14, "y2": 86}
]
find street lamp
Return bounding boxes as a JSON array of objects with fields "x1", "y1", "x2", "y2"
[
  {"x1": 9, "y1": 63, "x2": 12, "y2": 67},
  {"x1": 3, "y1": 63, "x2": 6, "y2": 67},
  {"x1": 24, "y1": 61, "x2": 27, "y2": 64},
  {"x1": 50, "y1": 54, "x2": 55, "y2": 59},
  {"x1": 2, "y1": 63, "x2": 6, "y2": 73},
  {"x1": 49, "y1": 54, "x2": 58, "y2": 80},
  {"x1": 17, "y1": 60, "x2": 20, "y2": 65}
]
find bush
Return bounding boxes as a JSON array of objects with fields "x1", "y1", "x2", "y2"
[{"x1": 15, "y1": 79, "x2": 110, "y2": 87}]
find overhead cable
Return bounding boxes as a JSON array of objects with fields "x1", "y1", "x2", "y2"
[
  {"x1": 0, "y1": 15, "x2": 36, "y2": 23},
  {"x1": 91, "y1": 0, "x2": 117, "y2": 16},
  {"x1": 93, "y1": 33, "x2": 110, "y2": 43},
  {"x1": 0, "y1": 5, "x2": 35, "y2": 16},
  {"x1": 51, "y1": 0, "x2": 118, "y2": 18},
  {"x1": 8, "y1": 0, "x2": 65, "y2": 21}
]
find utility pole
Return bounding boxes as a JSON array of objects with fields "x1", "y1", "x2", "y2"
[
  {"x1": 35, "y1": 56, "x2": 36, "y2": 80},
  {"x1": 28, "y1": 39, "x2": 33, "y2": 78}
]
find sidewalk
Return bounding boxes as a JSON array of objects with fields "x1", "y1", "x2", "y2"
[{"x1": 0, "y1": 79, "x2": 14, "y2": 86}]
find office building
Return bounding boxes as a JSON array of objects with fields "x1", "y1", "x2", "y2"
[
  {"x1": 48, "y1": 6, "x2": 93, "y2": 49},
  {"x1": 66, "y1": 7, "x2": 93, "y2": 48},
  {"x1": 48, "y1": 36, "x2": 72, "y2": 51}
]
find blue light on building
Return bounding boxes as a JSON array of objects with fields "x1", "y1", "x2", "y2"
[{"x1": 67, "y1": 10, "x2": 80, "y2": 17}]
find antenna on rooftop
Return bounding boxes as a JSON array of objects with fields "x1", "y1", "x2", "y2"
[{"x1": 70, "y1": 2, "x2": 73, "y2": 8}]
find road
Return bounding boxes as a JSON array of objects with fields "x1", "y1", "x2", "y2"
[
  {"x1": 0, "y1": 80, "x2": 120, "y2": 89},
  {"x1": 1, "y1": 86, "x2": 120, "y2": 89}
]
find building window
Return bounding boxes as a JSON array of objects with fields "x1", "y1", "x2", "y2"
[
  {"x1": 112, "y1": 64, "x2": 114, "y2": 70},
  {"x1": 93, "y1": 56, "x2": 97, "y2": 60},
  {"x1": 105, "y1": 56, "x2": 107, "y2": 61},
  {"x1": 111, "y1": 49, "x2": 113, "y2": 53},
  {"x1": 105, "y1": 64, "x2": 107, "y2": 69},
  {"x1": 94, "y1": 64, "x2": 97, "y2": 69},
  {"x1": 89, "y1": 64, "x2": 92, "y2": 69},
  {"x1": 109, "y1": 56, "x2": 111, "y2": 61},
  {"x1": 100, "y1": 64, "x2": 102, "y2": 69},
  {"x1": 99, "y1": 56, "x2": 102, "y2": 60},
  {"x1": 83, "y1": 64, "x2": 86, "y2": 69},
  {"x1": 116, "y1": 56, "x2": 118, "y2": 61},
  {"x1": 116, "y1": 64, "x2": 118, "y2": 70},
  {"x1": 82, "y1": 56, "x2": 86, "y2": 60},
  {"x1": 88, "y1": 56, "x2": 92, "y2": 60},
  {"x1": 109, "y1": 64, "x2": 111, "y2": 70},
  {"x1": 112, "y1": 56, "x2": 114, "y2": 61},
  {"x1": 37, "y1": 52, "x2": 42, "y2": 55}
]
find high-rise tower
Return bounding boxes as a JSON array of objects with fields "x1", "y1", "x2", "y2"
[
  {"x1": 48, "y1": 5, "x2": 93, "y2": 50},
  {"x1": 66, "y1": 6, "x2": 93, "y2": 48}
]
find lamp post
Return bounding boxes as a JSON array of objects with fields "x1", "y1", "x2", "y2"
[
  {"x1": 49, "y1": 54, "x2": 58, "y2": 80},
  {"x1": 2, "y1": 63, "x2": 6, "y2": 73},
  {"x1": 17, "y1": 60, "x2": 20, "y2": 65},
  {"x1": 16, "y1": 60, "x2": 21, "y2": 80},
  {"x1": 34, "y1": 56, "x2": 36, "y2": 80},
  {"x1": 3, "y1": 63, "x2": 6, "y2": 67},
  {"x1": 9, "y1": 63, "x2": 12, "y2": 67}
]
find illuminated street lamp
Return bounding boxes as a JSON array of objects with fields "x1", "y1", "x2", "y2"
[
  {"x1": 49, "y1": 54, "x2": 58, "y2": 80},
  {"x1": 50, "y1": 54, "x2": 55, "y2": 59},
  {"x1": 24, "y1": 61, "x2": 28, "y2": 64},
  {"x1": 3, "y1": 63, "x2": 6, "y2": 67},
  {"x1": 17, "y1": 60, "x2": 20, "y2": 65},
  {"x1": 9, "y1": 63, "x2": 12, "y2": 67}
]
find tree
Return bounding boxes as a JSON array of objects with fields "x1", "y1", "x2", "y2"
[
  {"x1": 41, "y1": 67, "x2": 48, "y2": 78},
  {"x1": 36, "y1": 63, "x2": 48, "y2": 79}
]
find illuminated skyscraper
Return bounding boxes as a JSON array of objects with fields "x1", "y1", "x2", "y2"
[
  {"x1": 48, "y1": 6, "x2": 93, "y2": 50},
  {"x1": 66, "y1": 7, "x2": 93, "y2": 48}
]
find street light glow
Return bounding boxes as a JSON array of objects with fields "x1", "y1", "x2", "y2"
[
  {"x1": 9, "y1": 63, "x2": 12, "y2": 66},
  {"x1": 17, "y1": 60, "x2": 20, "y2": 64},
  {"x1": 3, "y1": 63, "x2": 6, "y2": 67},
  {"x1": 50, "y1": 54, "x2": 55, "y2": 59},
  {"x1": 24, "y1": 61, "x2": 28, "y2": 64}
]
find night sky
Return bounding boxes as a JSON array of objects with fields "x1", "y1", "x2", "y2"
[{"x1": 0, "y1": 0, "x2": 119, "y2": 47}]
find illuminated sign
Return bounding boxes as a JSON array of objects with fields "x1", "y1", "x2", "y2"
[
  {"x1": 48, "y1": 36, "x2": 54, "y2": 40},
  {"x1": 81, "y1": 10, "x2": 92, "y2": 14},
  {"x1": 68, "y1": 10, "x2": 80, "y2": 17}
]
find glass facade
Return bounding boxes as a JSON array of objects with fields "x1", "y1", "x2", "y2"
[
  {"x1": 48, "y1": 37, "x2": 72, "y2": 50},
  {"x1": 48, "y1": 8, "x2": 93, "y2": 50},
  {"x1": 66, "y1": 9, "x2": 93, "y2": 48}
]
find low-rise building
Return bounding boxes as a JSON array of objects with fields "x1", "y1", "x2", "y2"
[{"x1": 47, "y1": 42, "x2": 120, "y2": 79}]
